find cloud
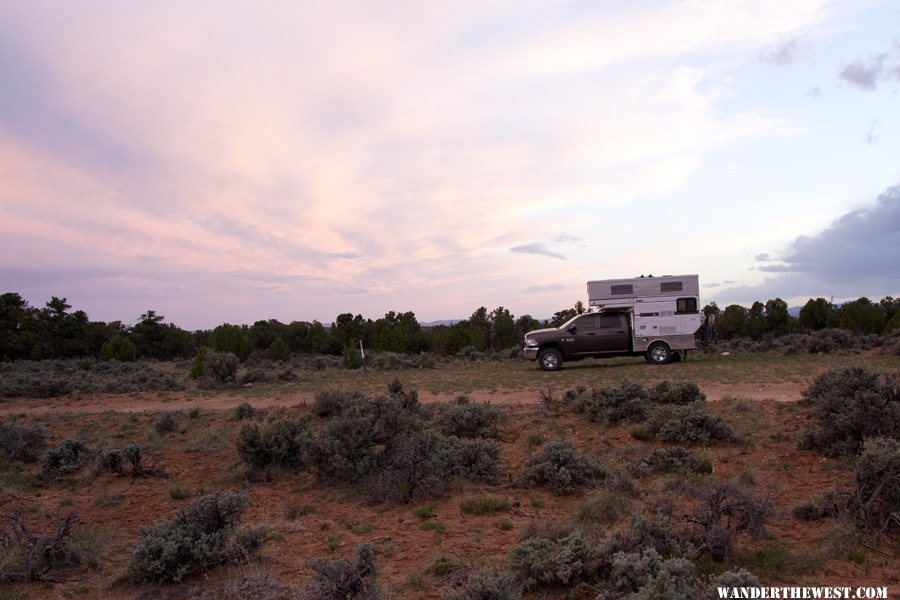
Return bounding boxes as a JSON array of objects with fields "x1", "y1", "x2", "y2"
[
  {"x1": 553, "y1": 232, "x2": 581, "y2": 243},
  {"x1": 762, "y1": 38, "x2": 801, "y2": 65},
  {"x1": 754, "y1": 253, "x2": 772, "y2": 261},
  {"x1": 839, "y1": 53, "x2": 888, "y2": 90},
  {"x1": 524, "y1": 284, "x2": 565, "y2": 293},
  {"x1": 510, "y1": 243, "x2": 567, "y2": 260},
  {"x1": 716, "y1": 185, "x2": 900, "y2": 302}
]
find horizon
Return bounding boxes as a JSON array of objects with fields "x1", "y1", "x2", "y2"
[
  {"x1": 2, "y1": 287, "x2": 889, "y2": 332},
  {"x1": 2, "y1": 1, "x2": 899, "y2": 330}
]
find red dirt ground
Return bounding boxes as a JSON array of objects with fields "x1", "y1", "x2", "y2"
[{"x1": 1, "y1": 379, "x2": 897, "y2": 599}]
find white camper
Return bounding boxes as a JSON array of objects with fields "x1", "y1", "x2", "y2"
[{"x1": 586, "y1": 274, "x2": 702, "y2": 361}]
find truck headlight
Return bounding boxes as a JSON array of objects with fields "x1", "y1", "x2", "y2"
[{"x1": 524, "y1": 338, "x2": 538, "y2": 347}]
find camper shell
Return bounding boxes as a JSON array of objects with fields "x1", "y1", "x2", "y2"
[{"x1": 586, "y1": 274, "x2": 701, "y2": 353}]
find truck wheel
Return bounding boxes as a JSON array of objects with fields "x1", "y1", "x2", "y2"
[
  {"x1": 538, "y1": 348, "x2": 562, "y2": 371},
  {"x1": 645, "y1": 342, "x2": 672, "y2": 365}
]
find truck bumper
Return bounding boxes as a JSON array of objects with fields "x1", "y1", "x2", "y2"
[{"x1": 524, "y1": 347, "x2": 539, "y2": 361}]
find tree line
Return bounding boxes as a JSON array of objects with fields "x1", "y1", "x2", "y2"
[{"x1": 1, "y1": 292, "x2": 897, "y2": 363}]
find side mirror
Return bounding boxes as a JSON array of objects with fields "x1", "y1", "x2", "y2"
[{"x1": 567, "y1": 326, "x2": 577, "y2": 334}]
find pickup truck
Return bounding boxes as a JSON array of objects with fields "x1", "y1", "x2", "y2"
[{"x1": 523, "y1": 311, "x2": 679, "y2": 370}]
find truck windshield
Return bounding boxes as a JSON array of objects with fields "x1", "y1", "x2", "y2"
[{"x1": 559, "y1": 315, "x2": 581, "y2": 330}]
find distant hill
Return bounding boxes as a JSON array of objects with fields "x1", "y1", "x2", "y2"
[{"x1": 420, "y1": 320, "x2": 463, "y2": 327}]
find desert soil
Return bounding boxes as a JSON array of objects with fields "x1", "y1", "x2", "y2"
[{"x1": 1, "y1": 362, "x2": 898, "y2": 599}]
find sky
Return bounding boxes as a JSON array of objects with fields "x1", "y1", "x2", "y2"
[{"x1": 1, "y1": 0, "x2": 899, "y2": 330}]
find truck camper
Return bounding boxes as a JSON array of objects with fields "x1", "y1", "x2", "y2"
[{"x1": 523, "y1": 274, "x2": 702, "y2": 370}]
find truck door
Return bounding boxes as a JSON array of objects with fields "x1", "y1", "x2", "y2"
[
  {"x1": 595, "y1": 313, "x2": 630, "y2": 352},
  {"x1": 562, "y1": 314, "x2": 598, "y2": 357}
]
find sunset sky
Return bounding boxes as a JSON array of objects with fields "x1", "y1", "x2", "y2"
[{"x1": 2, "y1": 1, "x2": 899, "y2": 329}]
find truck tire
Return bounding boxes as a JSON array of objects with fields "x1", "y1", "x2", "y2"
[
  {"x1": 645, "y1": 342, "x2": 672, "y2": 365},
  {"x1": 538, "y1": 348, "x2": 562, "y2": 371}
]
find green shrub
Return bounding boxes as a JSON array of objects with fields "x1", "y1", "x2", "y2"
[
  {"x1": 42, "y1": 440, "x2": 95, "y2": 478},
  {"x1": 443, "y1": 570, "x2": 523, "y2": 600},
  {"x1": 431, "y1": 396, "x2": 502, "y2": 438},
  {"x1": 519, "y1": 438, "x2": 605, "y2": 494},
  {"x1": 636, "y1": 447, "x2": 712, "y2": 475},
  {"x1": 605, "y1": 548, "x2": 696, "y2": 599},
  {"x1": 233, "y1": 403, "x2": 257, "y2": 420},
  {"x1": 304, "y1": 543, "x2": 379, "y2": 599},
  {"x1": 639, "y1": 402, "x2": 735, "y2": 445},
  {"x1": 852, "y1": 436, "x2": 900, "y2": 531},
  {"x1": 366, "y1": 431, "x2": 500, "y2": 503},
  {"x1": 508, "y1": 529, "x2": 595, "y2": 589},
  {"x1": 200, "y1": 352, "x2": 239, "y2": 388},
  {"x1": 312, "y1": 388, "x2": 366, "y2": 418},
  {"x1": 0, "y1": 422, "x2": 46, "y2": 463},
  {"x1": 608, "y1": 510, "x2": 695, "y2": 560},
  {"x1": 100, "y1": 335, "x2": 136, "y2": 362},
  {"x1": 565, "y1": 380, "x2": 706, "y2": 427},
  {"x1": 236, "y1": 418, "x2": 310, "y2": 472},
  {"x1": 125, "y1": 491, "x2": 253, "y2": 583},
  {"x1": 342, "y1": 344, "x2": 362, "y2": 369},
  {"x1": 266, "y1": 337, "x2": 291, "y2": 362},
  {"x1": 190, "y1": 346, "x2": 210, "y2": 379},
  {"x1": 799, "y1": 367, "x2": 899, "y2": 456},
  {"x1": 97, "y1": 444, "x2": 168, "y2": 478},
  {"x1": 649, "y1": 381, "x2": 706, "y2": 405},
  {"x1": 792, "y1": 490, "x2": 844, "y2": 521},
  {"x1": 707, "y1": 569, "x2": 761, "y2": 599},
  {"x1": 574, "y1": 490, "x2": 631, "y2": 528},
  {"x1": 564, "y1": 381, "x2": 648, "y2": 424},
  {"x1": 154, "y1": 413, "x2": 178, "y2": 435}
]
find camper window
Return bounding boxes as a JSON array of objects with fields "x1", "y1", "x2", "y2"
[{"x1": 676, "y1": 298, "x2": 698, "y2": 314}]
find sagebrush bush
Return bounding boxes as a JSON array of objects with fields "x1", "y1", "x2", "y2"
[
  {"x1": 852, "y1": 436, "x2": 900, "y2": 532},
  {"x1": 366, "y1": 430, "x2": 500, "y2": 503},
  {"x1": 508, "y1": 529, "x2": 595, "y2": 589},
  {"x1": 431, "y1": 396, "x2": 502, "y2": 438},
  {"x1": 312, "y1": 388, "x2": 367, "y2": 418},
  {"x1": 97, "y1": 444, "x2": 168, "y2": 478},
  {"x1": 459, "y1": 495, "x2": 509, "y2": 516},
  {"x1": 687, "y1": 481, "x2": 771, "y2": 560},
  {"x1": 443, "y1": 570, "x2": 523, "y2": 600},
  {"x1": 799, "y1": 367, "x2": 899, "y2": 456},
  {"x1": 154, "y1": 413, "x2": 178, "y2": 435},
  {"x1": 564, "y1": 381, "x2": 648, "y2": 424},
  {"x1": 792, "y1": 490, "x2": 845, "y2": 521},
  {"x1": 519, "y1": 438, "x2": 605, "y2": 494},
  {"x1": 565, "y1": 380, "x2": 707, "y2": 427},
  {"x1": 42, "y1": 440, "x2": 94, "y2": 478},
  {"x1": 367, "y1": 352, "x2": 437, "y2": 370},
  {"x1": 638, "y1": 402, "x2": 735, "y2": 445},
  {"x1": 233, "y1": 402, "x2": 257, "y2": 420},
  {"x1": 607, "y1": 510, "x2": 694, "y2": 559},
  {"x1": 125, "y1": 491, "x2": 253, "y2": 583},
  {"x1": 605, "y1": 548, "x2": 696, "y2": 599},
  {"x1": 707, "y1": 569, "x2": 761, "y2": 599},
  {"x1": 0, "y1": 422, "x2": 46, "y2": 463},
  {"x1": 236, "y1": 417, "x2": 310, "y2": 472},
  {"x1": 636, "y1": 447, "x2": 712, "y2": 475},
  {"x1": 304, "y1": 543, "x2": 380, "y2": 599},
  {"x1": 0, "y1": 361, "x2": 184, "y2": 398},
  {"x1": 199, "y1": 352, "x2": 239, "y2": 388}
]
